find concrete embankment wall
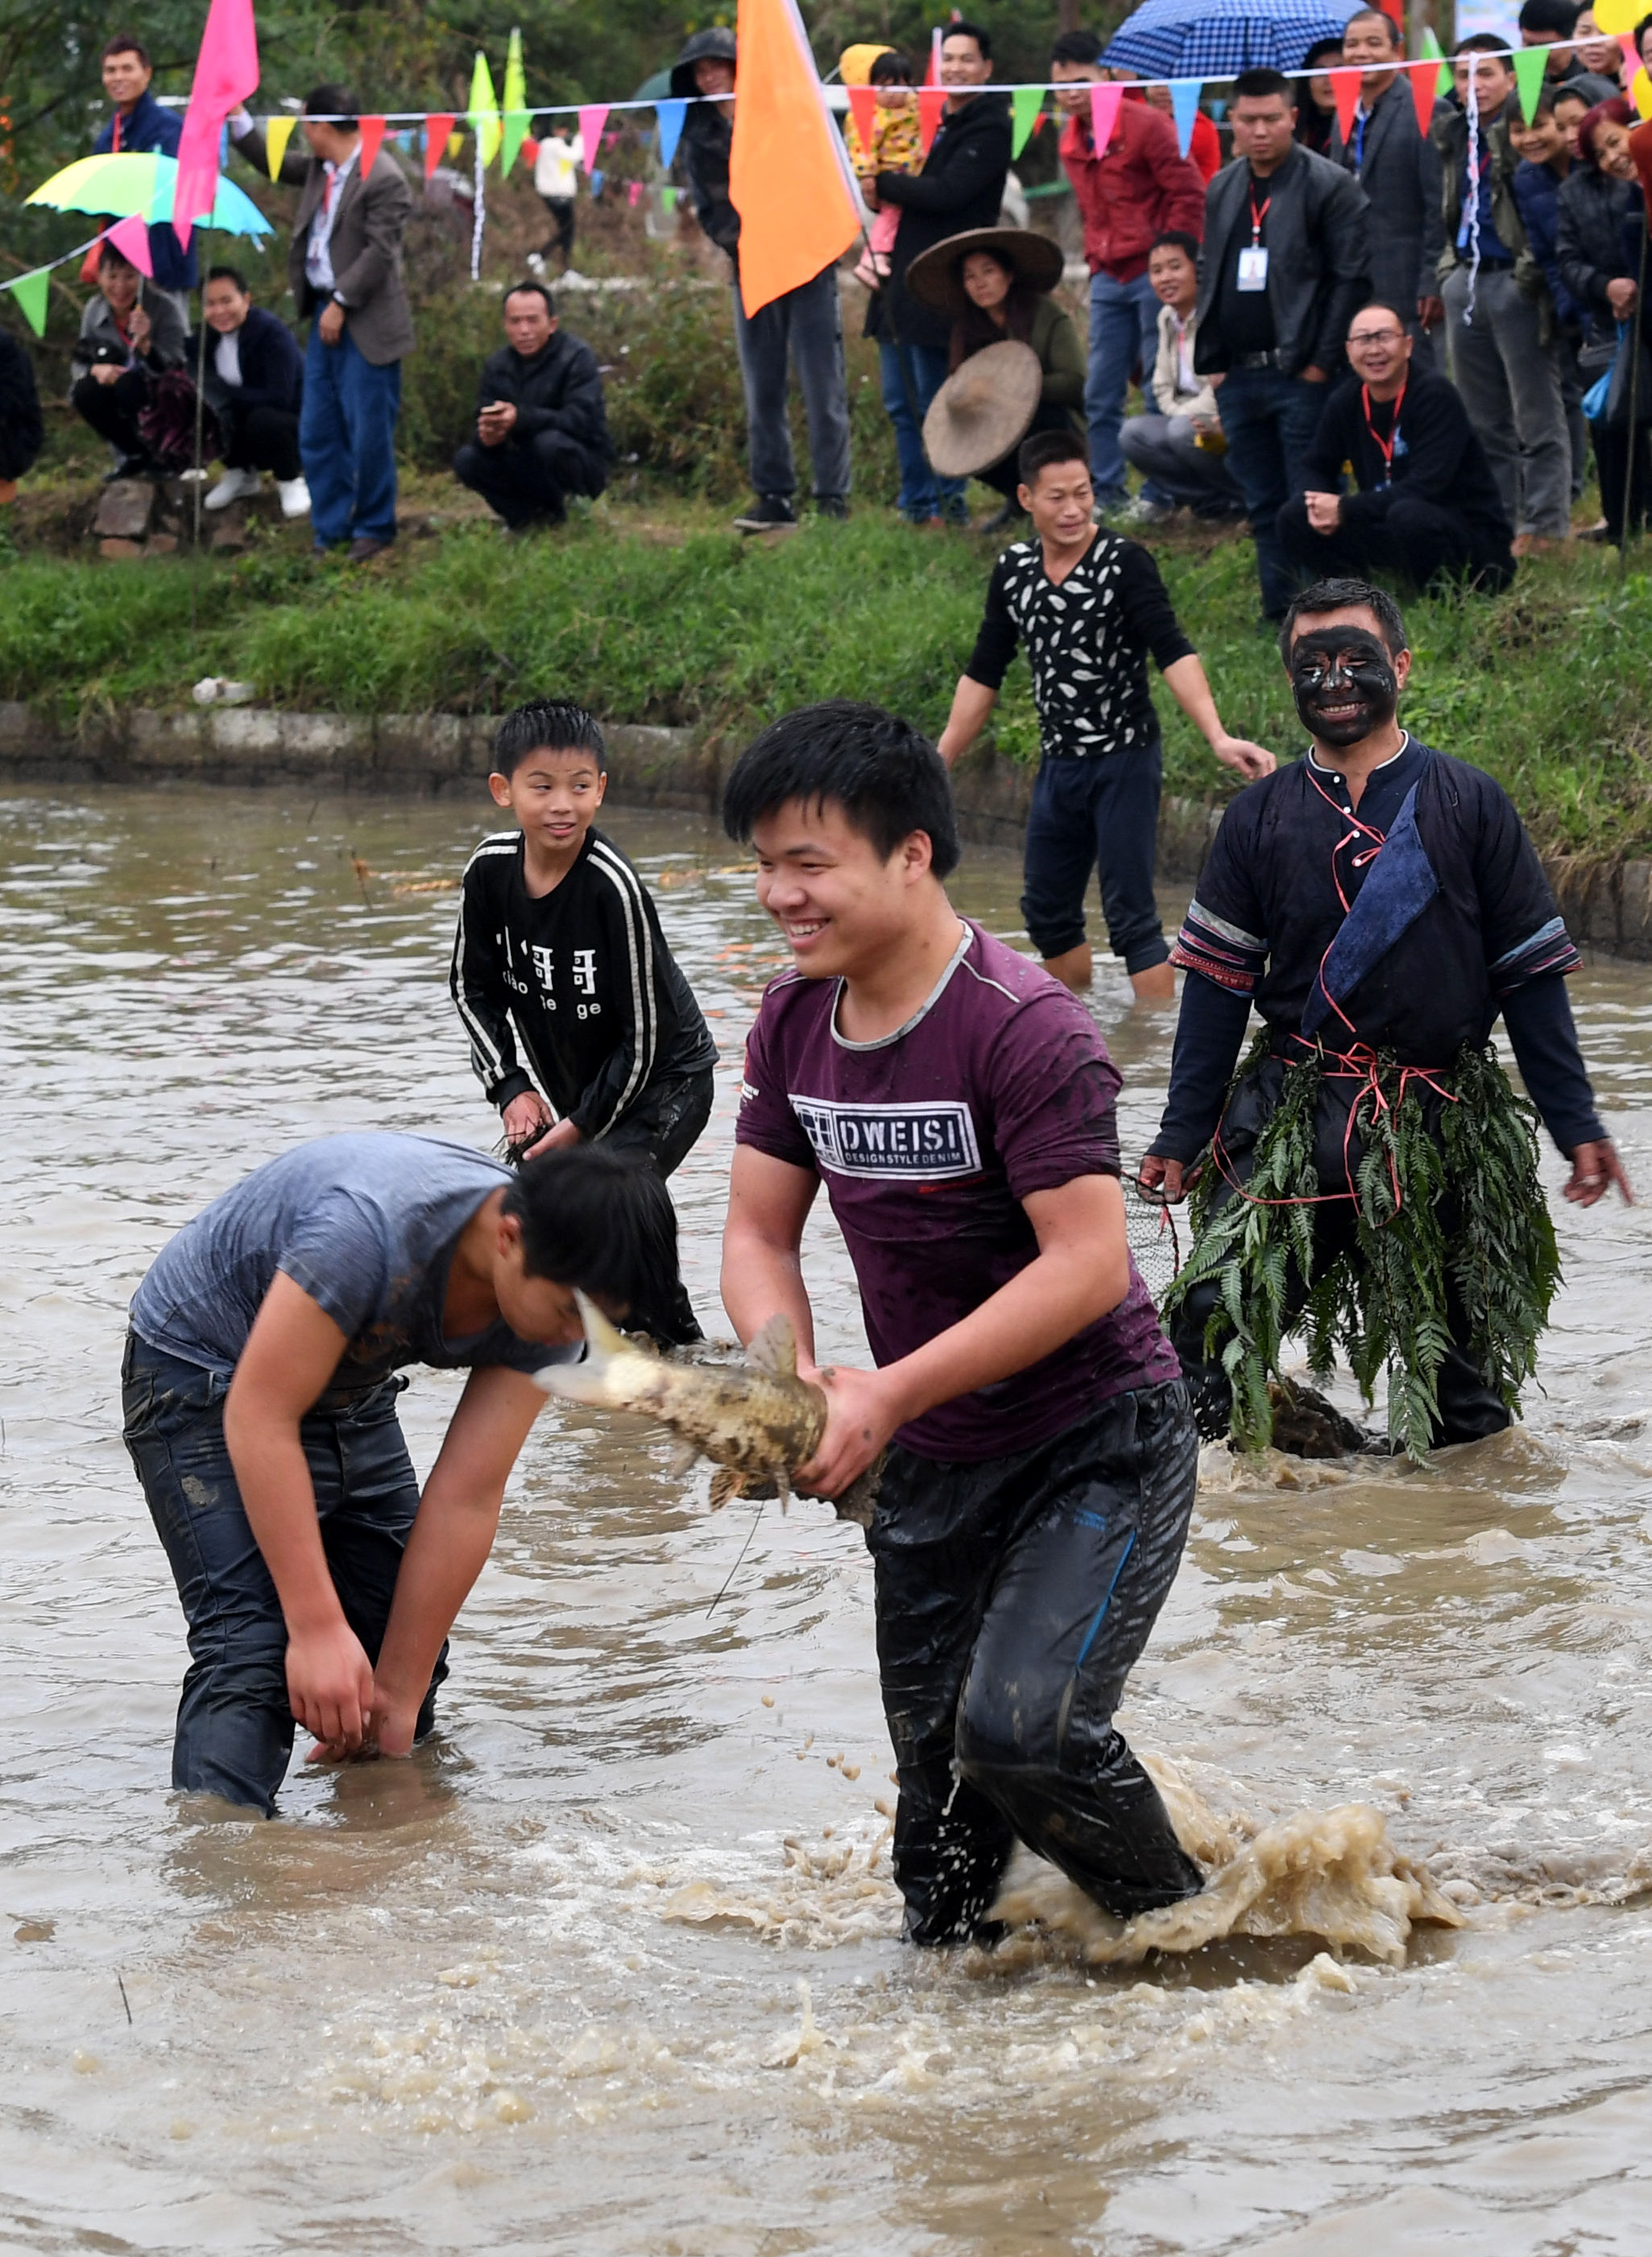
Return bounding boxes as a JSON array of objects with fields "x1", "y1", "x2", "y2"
[{"x1": 0, "y1": 701, "x2": 1642, "y2": 955}]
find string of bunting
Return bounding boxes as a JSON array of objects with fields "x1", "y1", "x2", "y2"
[{"x1": 13, "y1": 34, "x2": 1651, "y2": 333}]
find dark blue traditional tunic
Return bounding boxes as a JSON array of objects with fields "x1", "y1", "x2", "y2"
[{"x1": 1151, "y1": 735, "x2": 1604, "y2": 1163}]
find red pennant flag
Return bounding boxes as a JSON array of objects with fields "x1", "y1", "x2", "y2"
[
  {"x1": 357, "y1": 114, "x2": 387, "y2": 179},
  {"x1": 1088, "y1": 81, "x2": 1124, "y2": 155},
  {"x1": 1624, "y1": 35, "x2": 1642, "y2": 81},
  {"x1": 172, "y1": 0, "x2": 259, "y2": 249},
  {"x1": 1329, "y1": 68, "x2": 1363, "y2": 143},
  {"x1": 1402, "y1": 59, "x2": 1439, "y2": 139},
  {"x1": 847, "y1": 83, "x2": 877, "y2": 155},
  {"x1": 578, "y1": 104, "x2": 609, "y2": 172},
  {"x1": 917, "y1": 86, "x2": 946, "y2": 154},
  {"x1": 80, "y1": 237, "x2": 107, "y2": 283},
  {"x1": 424, "y1": 112, "x2": 457, "y2": 180}
]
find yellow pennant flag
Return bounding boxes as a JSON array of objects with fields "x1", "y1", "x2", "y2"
[
  {"x1": 501, "y1": 27, "x2": 529, "y2": 176},
  {"x1": 266, "y1": 114, "x2": 296, "y2": 180},
  {"x1": 469, "y1": 52, "x2": 503, "y2": 168},
  {"x1": 730, "y1": 0, "x2": 861, "y2": 316}
]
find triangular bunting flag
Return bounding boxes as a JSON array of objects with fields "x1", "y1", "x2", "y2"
[
  {"x1": 590, "y1": 168, "x2": 604, "y2": 195},
  {"x1": 847, "y1": 84, "x2": 877, "y2": 156},
  {"x1": 1329, "y1": 66, "x2": 1363, "y2": 141},
  {"x1": 1512, "y1": 44, "x2": 1549, "y2": 123},
  {"x1": 424, "y1": 112, "x2": 456, "y2": 180},
  {"x1": 502, "y1": 28, "x2": 529, "y2": 174},
  {"x1": 447, "y1": 130, "x2": 465, "y2": 160},
  {"x1": 80, "y1": 238, "x2": 106, "y2": 284},
  {"x1": 469, "y1": 52, "x2": 503, "y2": 167},
  {"x1": 1088, "y1": 81, "x2": 1123, "y2": 155},
  {"x1": 266, "y1": 112, "x2": 296, "y2": 180},
  {"x1": 917, "y1": 85, "x2": 946, "y2": 154},
  {"x1": 1623, "y1": 35, "x2": 1642, "y2": 81},
  {"x1": 1170, "y1": 79, "x2": 1203, "y2": 159},
  {"x1": 1421, "y1": 25, "x2": 1451, "y2": 98},
  {"x1": 357, "y1": 114, "x2": 387, "y2": 177},
  {"x1": 1634, "y1": 63, "x2": 1652, "y2": 118},
  {"x1": 656, "y1": 97, "x2": 687, "y2": 165},
  {"x1": 1402, "y1": 59, "x2": 1439, "y2": 137},
  {"x1": 578, "y1": 103, "x2": 609, "y2": 172},
  {"x1": 9, "y1": 267, "x2": 50, "y2": 336},
  {"x1": 105, "y1": 212, "x2": 154, "y2": 274},
  {"x1": 1011, "y1": 83, "x2": 1044, "y2": 158},
  {"x1": 662, "y1": 184, "x2": 678, "y2": 212}
]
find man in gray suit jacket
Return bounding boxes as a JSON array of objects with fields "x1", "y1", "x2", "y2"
[
  {"x1": 1331, "y1": 8, "x2": 1446, "y2": 369},
  {"x1": 231, "y1": 85, "x2": 414, "y2": 559}
]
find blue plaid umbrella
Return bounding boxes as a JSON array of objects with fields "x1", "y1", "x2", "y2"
[{"x1": 1103, "y1": 0, "x2": 1361, "y2": 80}]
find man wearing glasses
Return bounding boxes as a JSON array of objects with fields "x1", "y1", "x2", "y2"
[{"x1": 1277, "y1": 301, "x2": 1517, "y2": 592}]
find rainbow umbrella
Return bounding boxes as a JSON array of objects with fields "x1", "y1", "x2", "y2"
[{"x1": 25, "y1": 151, "x2": 270, "y2": 236}]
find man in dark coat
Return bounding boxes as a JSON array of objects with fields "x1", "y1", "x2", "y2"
[
  {"x1": 453, "y1": 283, "x2": 612, "y2": 530},
  {"x1": 0, "y1": 327, "x2": 43, "y2": 555},
  {"x1": 93, "y1": 32, "x2": 197, "y2": 307},
  {"x1": 1194, "y1": 68, "x2": 1371, "y2": 619},
  {"x1": 1330, "y1": 8, "x2": 1445, "y2": 364},
  {"x1": 1279, "y1": 302, "x2": 1515, "y2": 588},
  {"x1": 866, "y1": 20, "x2": 1012, "y2": 521},
  {"x1": 672, "y1": 26, "x2": 851, "y2": 533}
]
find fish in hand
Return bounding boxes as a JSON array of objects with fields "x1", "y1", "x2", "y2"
[{"x1": 536, "y1": 1292, "x2": 884, "y2": 1526}]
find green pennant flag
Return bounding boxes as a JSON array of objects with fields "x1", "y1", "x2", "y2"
[
  {"x1": 1422, "y1": 23, "x2": 1451, "y2": 97},
  {"x1": 662, "y1": 184, "x2": 678, "y2": 213},
  {"x1": 1513, "y1": 42, "x2": 1549, "y2": 122},
  {"x1": 501, "y1": 27, "x2": 529, "y2": 176},
  {"x1": 1011, "y1": 83, "x2": 1045, "y2": 159},
  {"x1": 8, "y1": 267, "x2": 49, "y2": 338},
  {"x1": 469, "y1": 51, "x2": 503, "y2": 167}
]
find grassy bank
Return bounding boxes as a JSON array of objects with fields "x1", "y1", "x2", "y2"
[{"x1": 5, "y1": 504, "x2": 1652, "y2": 860}]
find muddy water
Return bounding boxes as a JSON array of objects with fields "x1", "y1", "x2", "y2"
[{"x1": 3, "y1": 781, "x2": 1652, "y2": 2255}]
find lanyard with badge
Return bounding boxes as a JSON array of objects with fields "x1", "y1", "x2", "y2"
[
  {"x1": 1361, "y1": 379, "x2": 1406, "y2": 487},
  {"x1": 1237, "y1": 186, "x2": 1269, "y2": 291}
]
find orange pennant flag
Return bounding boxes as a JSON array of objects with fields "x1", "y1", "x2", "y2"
[
  {"x1": 847, "y1": 83, "x2": 877, "y2": 159},
  {"x1": 1401, "y1": 59, "x2": 1439, "y2": 139},
  {"x1": 357, "y1": 114, "x2": 387, "y2": 177},
  {"x1": 424, "y1": 112, "x2": 457, "y2": 180},
  {"x1": 730, "y1": 0, "x2": 861, "y2": 316},
  {"x1": 1328, "y1": 67, "x2": 1362, "y2": 143}
]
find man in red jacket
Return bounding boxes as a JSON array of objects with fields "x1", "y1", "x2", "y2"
[{"x1": 1053, "y1": 29, "x2": 1207, "y2": 520}]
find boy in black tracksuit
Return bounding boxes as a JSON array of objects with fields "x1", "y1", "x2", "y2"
[{"x1": 450, "y1": 700, "x2": 718, "y2": 1194}]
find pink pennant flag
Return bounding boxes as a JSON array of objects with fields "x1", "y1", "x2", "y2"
[
  {"x1": 1088, "y1": 81, "x2": 1123, "y2": 155},
  {"x1": 424, "y1": 112, "x2": 457, "y2": 180},
  {"x1": 105, "y1": 213, "x2": 155, "y2": 276},
  {"x1": 172, "y1": 0, "x2": 260, "y2": 249},
  {"x1": 1329, "y1": 67, "x2": 1363, "y2": 141},
  {"x1": 357, "y1": 114, "x2": 387, "y2": 178},
  {"x1": 578, "y1": 104, "x2": 609, "y2": 172},
  {"x1": 627, "y1": 179, "x2": 643, "y2": 205}
]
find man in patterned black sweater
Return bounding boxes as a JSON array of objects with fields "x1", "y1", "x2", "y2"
[
  {"x1": 937, "y1": 428, "x2": 1276, "y2": 1002},
  {"x1": 450, "y1": 701, "x2": 718, "y2": 1187}
]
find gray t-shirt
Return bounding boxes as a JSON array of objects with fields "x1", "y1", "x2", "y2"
[{"x1": 130, "y1": 1133, "x2": 566, "y2": 1386}]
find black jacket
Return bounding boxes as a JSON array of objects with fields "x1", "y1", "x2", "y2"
[
  {"x1": 1433, "y1": 105, "x2": 1538, "y2": 284},
  {"x1": 473, "y1": 329, "x2": 613, "y2": 474},
  {"x1": 1195, "y1": 145, "x2": 1371, "y2": 379},
  {"x1": 451, "y1": 826, "x2": 716, "y2": 1133},
  {"x1": 679, "y1": 103, "x2": 739, "y2": 261},
  {"x1": 1328, "y1": 77, "x2": 1443, "y2": 314},
  {"x1": 1557, "y1": 166, "x2": 1637, "y2": 338},
  {"x1": 872, "y1": 93, "x2": 1013, "y2": 354},
  {"x1": 1300, "y1": 369, "x2": 1513, "y2": 550},
  {"x1": 183, "y1": 305, "x2": 304, "y2": 420},
  {"x1": 0, "y1": 329, "x2": 43, "y2": 483}
]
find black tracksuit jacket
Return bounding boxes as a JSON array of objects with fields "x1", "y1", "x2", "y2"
[{"x1": 450, "y1": 826, "x2": 716, "y2": 1135}]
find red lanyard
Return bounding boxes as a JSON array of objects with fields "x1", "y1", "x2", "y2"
[
  {"x1": 112, "y1": 114, "x2": 122, "y2": 152},
  {"x1": 1248, "y1": 188, "x2": 1270, "y2": 243},
  {"x1": 1361, "y1": 379, "x2": 1406, "y2": 485}
]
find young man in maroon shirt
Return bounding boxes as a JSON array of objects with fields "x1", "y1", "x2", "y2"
[
  {"x1": 719, "y1": 701, "x2": 1202, "y2": 1945},
  {"x1": 1051, "y1": 28, "x2": 1207, "y2": 517}
]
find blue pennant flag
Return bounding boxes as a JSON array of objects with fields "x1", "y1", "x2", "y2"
[
  {"x1": 655, "y1": 98, "x2": 687, "y2": 167},
  {"x1": 1170, "y1": 79, "x2": 1203, "y2": 158}
]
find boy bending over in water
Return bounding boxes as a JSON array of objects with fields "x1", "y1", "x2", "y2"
[
  {"x1": 719, "y1": 702, "x2": 1202, "y2": 1943},
  {"x1": 124, "y1": 1133, "x2": 683, "y2": 1814}
]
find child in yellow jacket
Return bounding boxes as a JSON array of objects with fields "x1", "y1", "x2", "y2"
[{"x1": 841, "y1": 46, "x2": 923, "y2": 285}]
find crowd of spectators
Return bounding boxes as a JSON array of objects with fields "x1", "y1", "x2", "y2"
[{"x1": 9, "y1": 2, "x2": 1652, "y2": 609}]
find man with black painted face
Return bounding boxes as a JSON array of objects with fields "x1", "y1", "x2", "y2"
[{"x1": 1139, "y1": 577, "x2": 1630, "y2": 1456}]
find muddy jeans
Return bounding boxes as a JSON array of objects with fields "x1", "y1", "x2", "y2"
[
  {"x1": 866, "y1": 1383, "x2": 1203, "y2": 1945},
  {"x1": 122, "y1": 1334, "x2": 445, "y2": 1815}
]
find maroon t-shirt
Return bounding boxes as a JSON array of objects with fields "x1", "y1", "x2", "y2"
[{"x1": 734, "y1": 920, "x2": 1180, "y2": 1463}]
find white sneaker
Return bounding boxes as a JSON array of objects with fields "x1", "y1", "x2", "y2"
[
  {"x1": 205, "y1": 466, "x2": 261, "y2": 511},
  {"x1": 1107, "y1": 493, "x2": 1174, "y2": 528},
  {"x1": 276, "y1": 476, "x2": 311, "y2": 520}
]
